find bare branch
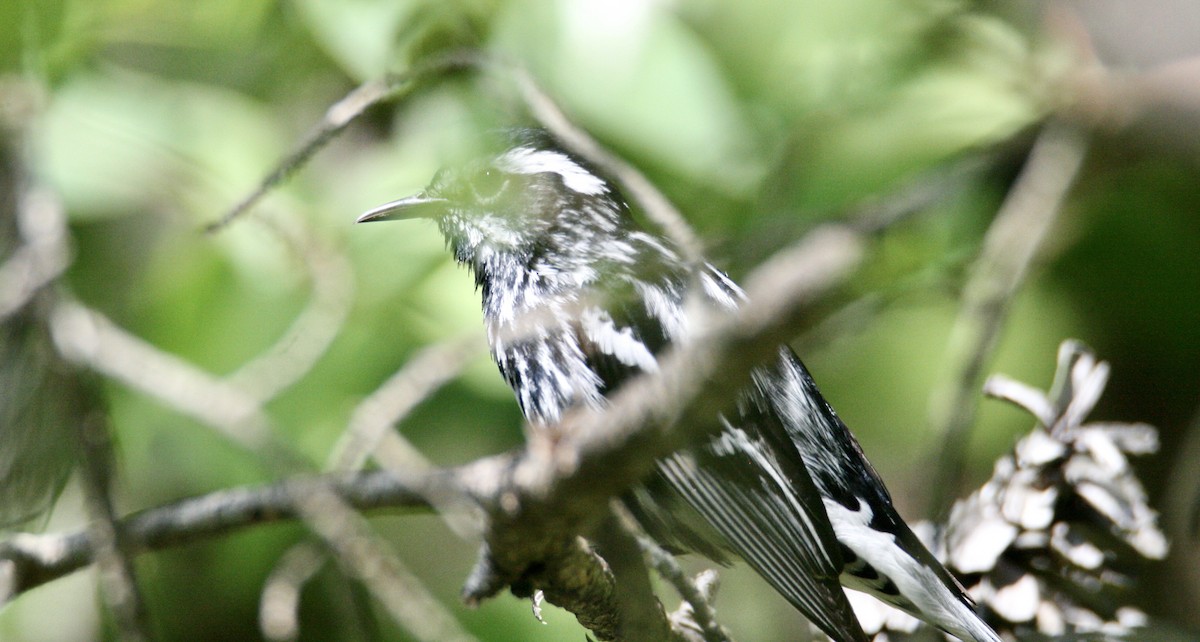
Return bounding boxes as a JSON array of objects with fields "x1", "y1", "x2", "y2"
[
  {"x1": 260, "y1": 543, "x2": 326, "y2": 642},
  {"x1": 590, "y1": 507, "x2": 671, "y2": 642},
  {"x1": 49, "y1": 300, "x2": 278, "y2": 452},
  {"x1": 45, "y1": 231, "x2": 466, "y2": 641},
  {"x1": 641, "y1": 540, "x2": 732, "y2": 642},
  {"x1": 254, "y1": 334, "x2": 485, "y2": 640},
  {"x1": 0, "y1": 469, "x2": 438, "y2": 598},
  {"x1": 74, "y1": 409, "x2": 153, "y2": 642},
  {"x1": 46, "y1": 232, "x2": 471, "y2": 641},
  {"x1": 21, "y1": 288, "x2": 475, "y2": 642},
  {"x1": 510, "y1": 67, "x2": 706, "y2": 265},
  {"x1": 331, "y1": 334, "x2": 486, "y2": 546},
  {"x1": 274, "y1": 336, "x2": 485, "y2": 642},
  {"x1": 288, "y1": 480, "x2": 479, "y2": 642},
  {"x1": 1050, "y1": 5, "x2": 1200, "y2": 129},
  {"x1": 205, "y1": 51, "x2": 482, "y2": 233},
  {"x1": 0, "y1": 187, "x2": 69, "y2": 321},
  {"x1": 926, "y1": 121, "x2": 1090, "y2": 514},
  {"x1": 227, "y1": 216, "x2": 356, "y2": 404},
  {"x1": 332, "y1": 334, "x2": 484, "y2": 473}
]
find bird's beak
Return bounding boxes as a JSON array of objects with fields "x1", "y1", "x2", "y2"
[{"x1": 356, "y1": 194, "x2": 447, "y2": 223}]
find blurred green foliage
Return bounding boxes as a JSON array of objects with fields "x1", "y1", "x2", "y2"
[{"x1": 2, "y1": 0, "x2": 1198, "y2": 640}]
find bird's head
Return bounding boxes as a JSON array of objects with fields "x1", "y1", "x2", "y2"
[{"x1": 358, "y1": 129, "x2": 629, "y2": 277}]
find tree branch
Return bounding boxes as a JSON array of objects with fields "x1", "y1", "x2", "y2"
[
  {"x1": 640, "y1": 541, "x2": 732, "y2": 642},
  {"x1": 926, "y1": 120, "x2": 1090, "y2": 514},
  {"x1": 0, "y1": 469, "x2": 437, "y2": 600},
  {"x1": 203, "y1": 51, "x2": 482, "y2": 233},
  {"x1": 74, "y1": 404, "x2": 153, "y2": 642}
]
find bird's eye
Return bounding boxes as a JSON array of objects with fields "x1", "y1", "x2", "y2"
[{"x1": 470, "y1": 168, "x2": 509, "y2": 202}]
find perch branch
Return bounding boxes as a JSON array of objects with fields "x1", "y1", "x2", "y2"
[{"x1": 0, "y1": 469, "x2": 438, "y2": 598}]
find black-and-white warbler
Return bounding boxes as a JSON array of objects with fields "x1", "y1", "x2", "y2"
[{"x1": 359, "y1": 129, "x2": 1001, "y2": 642}]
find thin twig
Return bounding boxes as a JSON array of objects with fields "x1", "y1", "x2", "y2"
[
  {"x1": 926, "y1": 120, "x2": 1090, "y2": 515},
  {"x1": 256, "y1": 333, "x2": 485, "y2": 639},
  {"x1": 49, "y1": 300, "x2": 279, "y2": 452},
  {"x1": 847, "y1": 153, "x2": 991, "y2": 236},
  {"x1": 46, "y1": 298, "x2": 475, "y2": 641},
  {"x1": 260, "y1": 543, "x2": 327, "y2": 642},
  {"x1": 609, "y1": 500, "x2": 731, "y2": 642},
  {"x1": 289, "y1": 481, "x2": 479, "y2": 642},
  {"x1": 589, "y1": 510, "x2": 672, "y2": 642},
  {"x1": 205, "y1": 51, "x2": 482, "y2": 233},
  {"x1": 332, "y1": 334, "x2": 483, "y2": 472},
  {"x1": 0, "y1": 187, "x2": 70, "y2": 321},
  {"x1": 639, "y1": 538, "x2": 732, "y2": 642},
  {"x1": 332, "y1": 333, "x2": 486, "y2": 543},
  {"x1": 204, "y1": 79, "x2": 389, "y2": 232},
  {"x1": 75, "y1": 409, "x2": 153, "y2": 642},
  {"x1": 511, "y1": 66, "x2": 705, "y2": 266},
  {"x1": 227, "y1": 215, "x2": 356, "y2": 403}
]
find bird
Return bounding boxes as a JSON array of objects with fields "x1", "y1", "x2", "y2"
[{"x1": 358, "y1": 128, "x2": 1001, "y2": 642}]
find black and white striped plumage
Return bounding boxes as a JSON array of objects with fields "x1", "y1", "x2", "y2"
[{"x1": 359, "y1": 129, "x2": 1001, "y2": 642}]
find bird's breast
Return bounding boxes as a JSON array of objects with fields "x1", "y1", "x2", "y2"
[{"x1": 487, "y1": 311, "x2": 605, "y2": 425}]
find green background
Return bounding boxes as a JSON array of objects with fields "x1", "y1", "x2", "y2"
[{"x1": 2, "y1": 0, "x2": 1199, "y2": 640}]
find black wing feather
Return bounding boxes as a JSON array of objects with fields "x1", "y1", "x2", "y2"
[{"x1": 654, "y1": 378, "x2": 867, "y2": 642}]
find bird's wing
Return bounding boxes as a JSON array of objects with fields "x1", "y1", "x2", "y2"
[
  {"x1": 655, "y1": 380, "x2": 868, "y2": 642},
  {"x1": 772, "y1": 350, "x2": 1002, "y2": 642},
  {"x1": 572, "y1": 283, "x2": 867, "y2": 642}
]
